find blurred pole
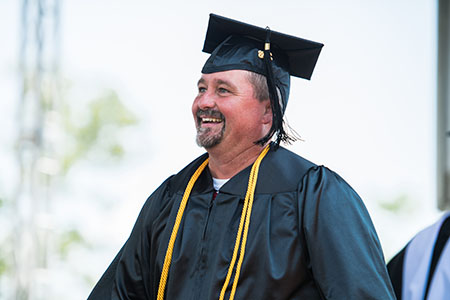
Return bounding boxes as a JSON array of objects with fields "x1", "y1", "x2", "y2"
[
  {"x1": 437, "y1": 0, "x2": 450, "y2": 210},
  {"x1": 13, "y1": 0, "x2": 61, "y2": 299}
]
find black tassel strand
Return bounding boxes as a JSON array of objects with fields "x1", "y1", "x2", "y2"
[{"x1": 256, "y1": 27, "x2": 295, "y2": 149}]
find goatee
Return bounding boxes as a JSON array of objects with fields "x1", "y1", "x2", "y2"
[{"x1": 195, "y1": 109, "x2": 225, "y2": 148}]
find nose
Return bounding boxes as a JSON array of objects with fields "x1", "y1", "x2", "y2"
[{"x1": 195, "y1": 90, "x2": 216, "y2": 110}]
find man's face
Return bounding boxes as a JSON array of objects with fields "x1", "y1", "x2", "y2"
[{"x1": 192, "y1": 70, "x2": 271, "y2": 151}]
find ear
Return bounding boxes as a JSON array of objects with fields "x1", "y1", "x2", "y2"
[{"x1": 261, "y1": 100, "x2": 272, "y2": 124}]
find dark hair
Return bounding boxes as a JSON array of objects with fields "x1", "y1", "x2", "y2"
[{"x1": 246, "y1": 71, "x2": 298, "y2": 148}]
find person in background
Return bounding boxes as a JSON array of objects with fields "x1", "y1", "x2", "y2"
[{"x1": 388, "y1": 212, "x2": 450, "y2": 300}]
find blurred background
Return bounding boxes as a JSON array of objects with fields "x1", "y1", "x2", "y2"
[{"x1": 0, "y1": 0, "x2": 448, "y2": 299}]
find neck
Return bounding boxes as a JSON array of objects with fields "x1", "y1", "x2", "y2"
[{"x1": 206, "y1": 142, "x2": 269, "y2": 179}]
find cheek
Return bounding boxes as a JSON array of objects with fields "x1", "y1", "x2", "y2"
[{"x1": 191, "y1": 98, "x2": 199, "y2": 117}]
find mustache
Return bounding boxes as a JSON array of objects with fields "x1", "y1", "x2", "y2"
[{"x1": 196, "y1": 109, "x2": 225, "y2": 120}]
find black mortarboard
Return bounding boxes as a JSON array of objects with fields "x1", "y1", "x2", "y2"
[{"x1": 201, "y1": 14, "x2": 323, "y2": 146}]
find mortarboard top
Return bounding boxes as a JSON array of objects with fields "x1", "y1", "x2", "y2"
[{"x1": 202, "y1": 13, "x2": 323, "y2": 80}]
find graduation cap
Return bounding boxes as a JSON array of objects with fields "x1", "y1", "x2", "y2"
[{"x1": 201, "y1": 14, "x2": 323, "y2": 146}]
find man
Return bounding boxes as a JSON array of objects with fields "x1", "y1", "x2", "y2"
[{"x1": 88, "y1": 14, "x2": 395, "y2": 299}]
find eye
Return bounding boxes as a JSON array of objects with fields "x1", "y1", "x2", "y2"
[
  {"x1": 217, "y1": 87, "x2": 230, "y2": 94},
  {"x1": 198, "y1": 86, "x2": 206, "y2": 93}
]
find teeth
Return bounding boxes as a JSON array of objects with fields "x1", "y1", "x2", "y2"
[{"x1": 202, "y1": 118, "x2": 222, "y2": 123}]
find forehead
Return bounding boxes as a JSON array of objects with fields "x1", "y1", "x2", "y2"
[{"x1": 198, "y1": 69, "x2": 252, "y2": 86}]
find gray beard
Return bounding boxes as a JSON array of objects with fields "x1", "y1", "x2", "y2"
[{"x1": 195, "y1": 124, "x2": 225, "y2": 149}]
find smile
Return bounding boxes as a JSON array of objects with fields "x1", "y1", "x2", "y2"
[
  {"x1": 201, "y1": 117, "x2": 223, "y2": 123},
  {"x1": 196, "y1": 109, "x2": 225, "y2": 126}
]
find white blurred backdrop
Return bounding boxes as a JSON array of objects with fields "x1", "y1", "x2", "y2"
[{"x1": 0, "y1": 0, "x2": 442, "y2": 299}]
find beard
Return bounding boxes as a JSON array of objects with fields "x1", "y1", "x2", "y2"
[
  {"x1": 196, "y1": 125, "x2": 226, "y2": 148},
  {"x1": 195, "y1": 109, "x2": 225, "y2": 149}
]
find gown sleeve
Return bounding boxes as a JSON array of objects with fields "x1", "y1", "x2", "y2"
[
  {"x1": 87, "y1": 176, "x2": 173, "y2": 300},
  {"x1": 299, "y1": 166, "x2": 396, "y2": 300}
]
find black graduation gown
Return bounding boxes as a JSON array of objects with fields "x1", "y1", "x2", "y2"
[{"x1": 88, "y1": 146, "x2": 395, "y2": 300}]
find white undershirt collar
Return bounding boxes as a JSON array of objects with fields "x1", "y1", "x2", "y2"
[{"x1": 212, "y1": 177, "x2": 230, "y2": 191}]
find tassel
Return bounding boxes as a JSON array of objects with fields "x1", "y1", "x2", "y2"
[{"x1": 256, "y1": 27, "x2": 291, "y2": 148}]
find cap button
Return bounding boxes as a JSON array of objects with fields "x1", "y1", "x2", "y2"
[{"x1": 258, "y1": 50, "x2": 264, "y2": 59}]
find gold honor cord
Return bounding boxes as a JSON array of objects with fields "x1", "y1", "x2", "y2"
[
  {"x1": 157, "y1": 145, "x2": 270, "y2": 300},
  {"x1": 157, "y1": 158, "x2": 209, "y2": 300},
  {"x1": 219, "y1": 145, "x2": 270, "y2": 300}
]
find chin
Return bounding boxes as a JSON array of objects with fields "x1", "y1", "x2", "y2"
[{"x1": 196, "y1": 135, "x2": 223, "y2": 149}]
